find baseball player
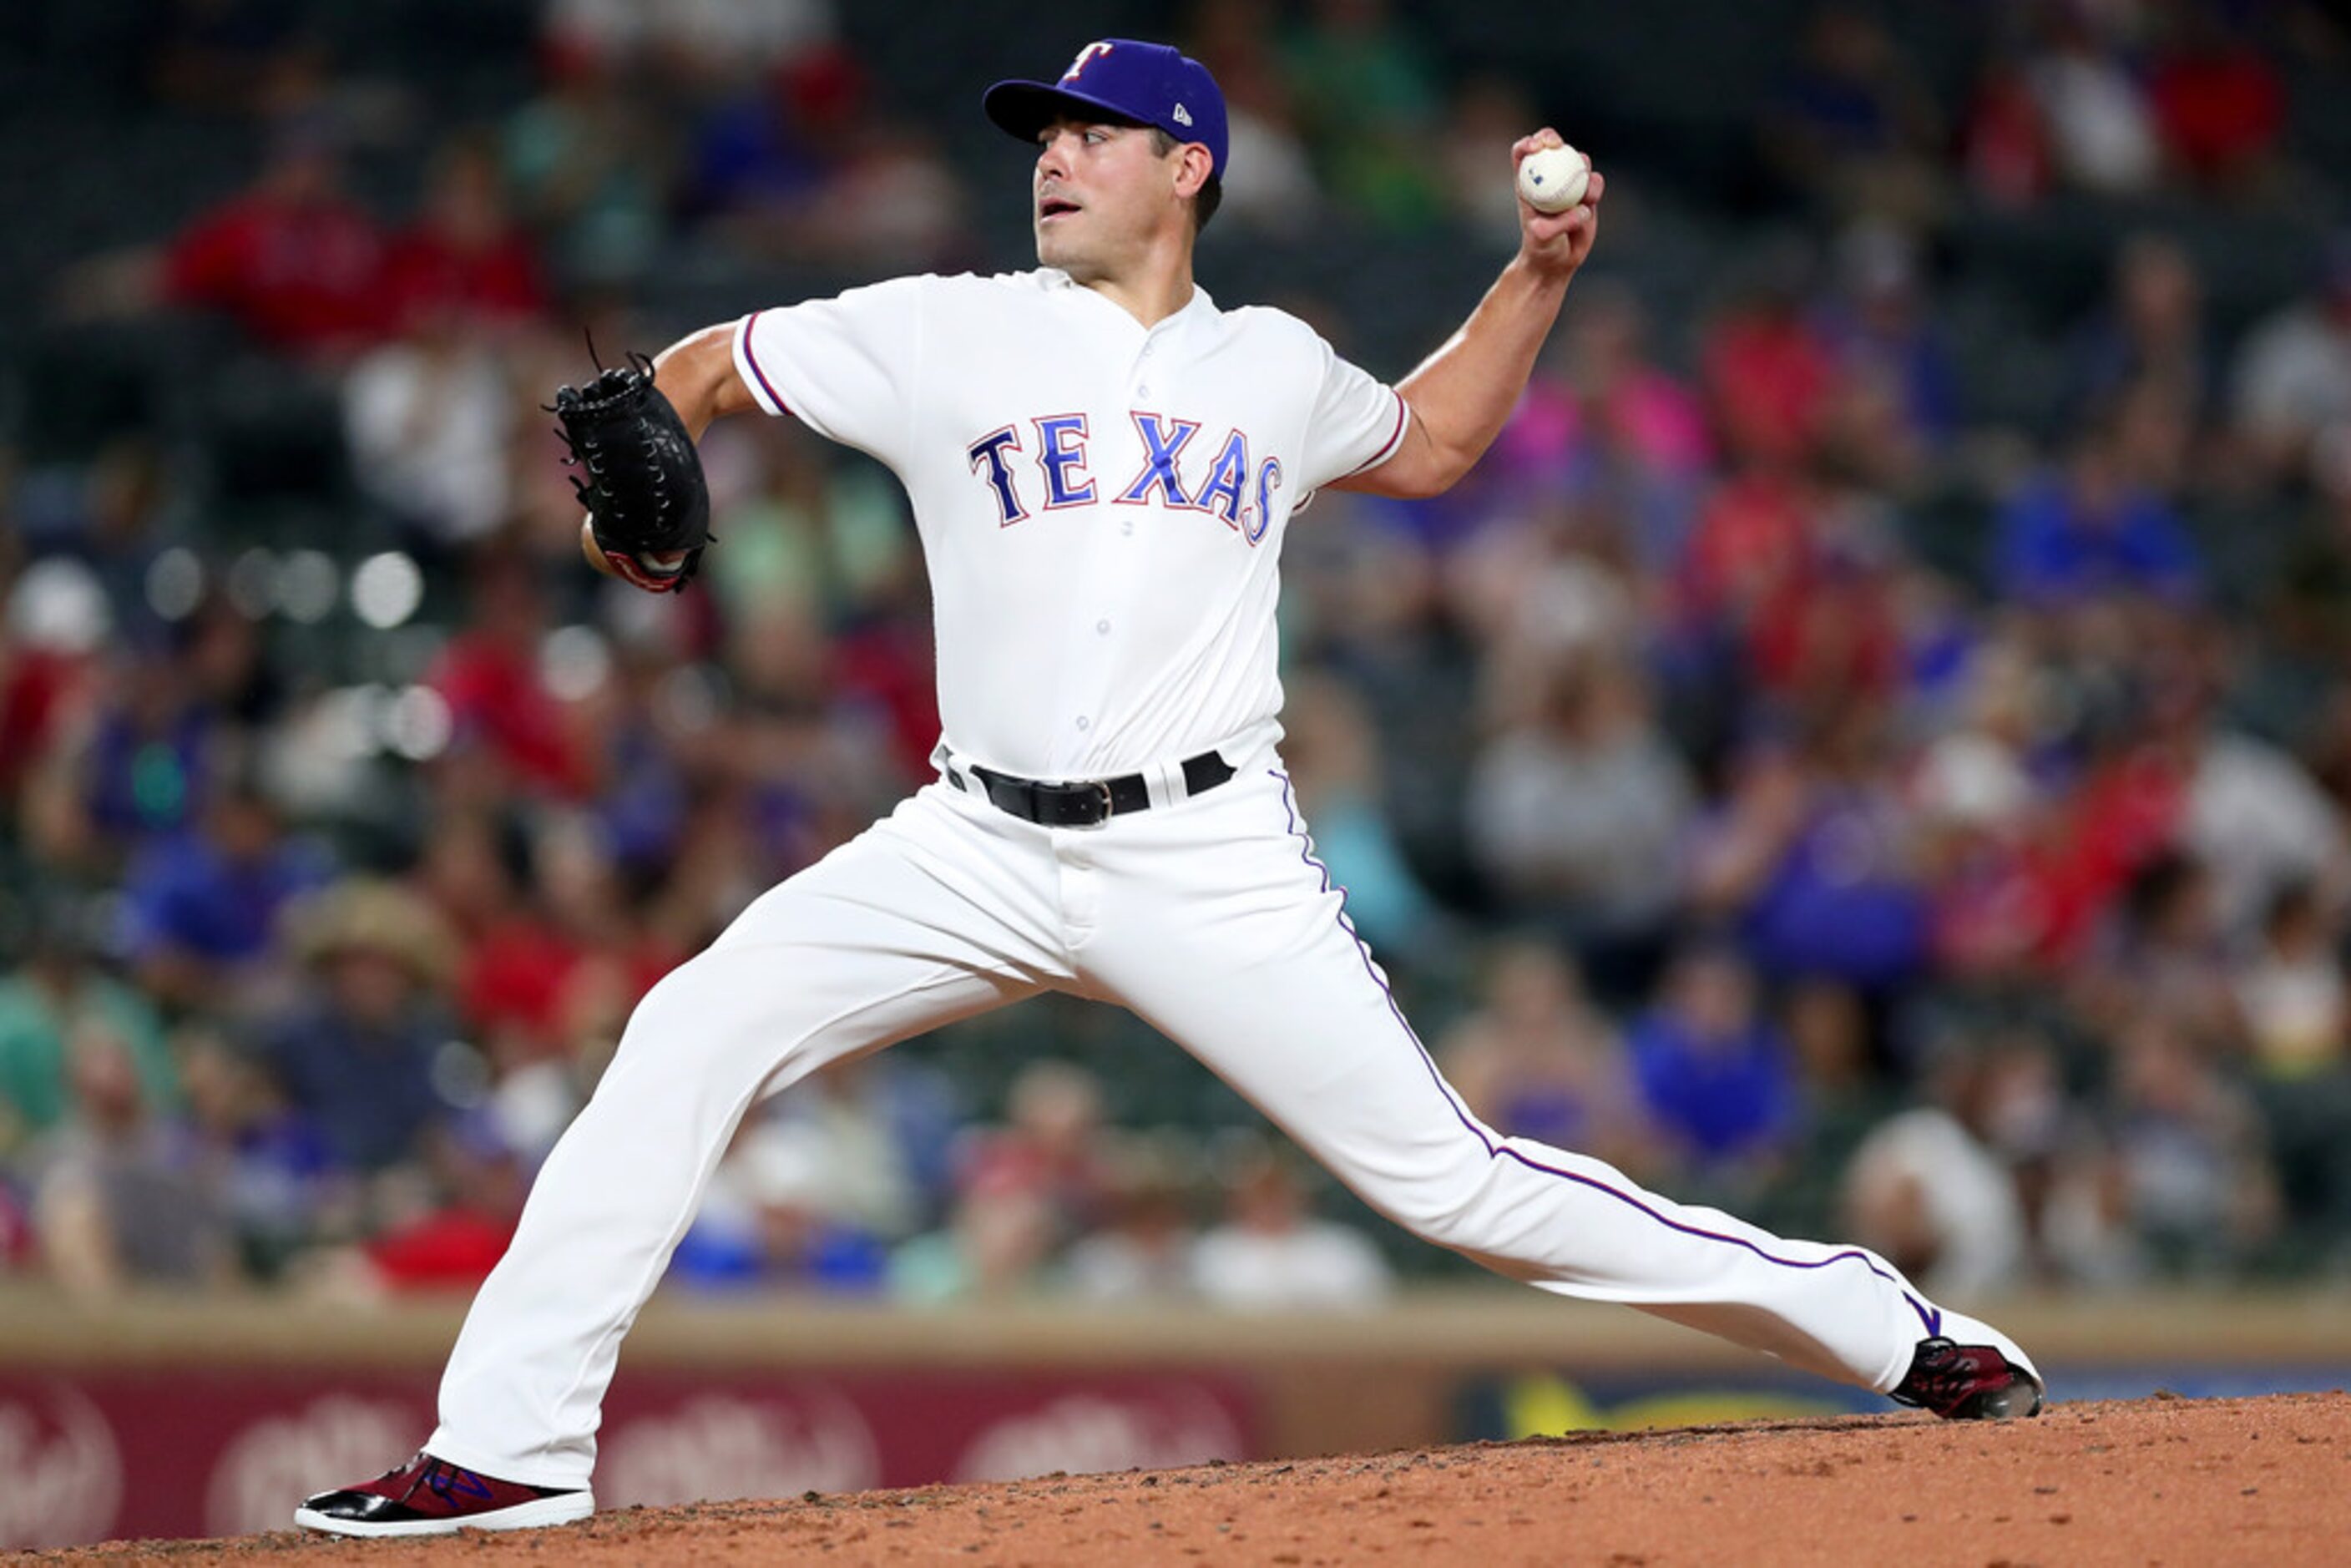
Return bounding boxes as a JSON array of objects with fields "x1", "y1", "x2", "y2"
[{"x1": 298, "y1": 39, "x2": 2040, "y2": 1538}]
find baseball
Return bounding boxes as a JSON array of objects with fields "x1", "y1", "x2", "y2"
[{"x1": 1518, "y1": 144, "x2": 1590, "y2": 214}]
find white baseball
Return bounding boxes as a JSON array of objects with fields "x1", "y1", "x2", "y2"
[{"x1": 1517, "y1": 144, "x2": 1590, "y2": 214}]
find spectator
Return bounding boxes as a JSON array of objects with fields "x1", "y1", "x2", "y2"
[
  {"x1": 1466, "y1": 655, "x2": 1696, "y2": 974},
  {"x1": 1484, "y1": 281, "x2": 1712, "y2": 569},
  {"x1": 30, "y1": 1023, "x2": 228, "y2": 1296},
  {"x1": 1762, "y1": 5, "x2": 1945, "y2": 224},
  {"x1": 2074, "y1": 851, "x2": 2242, "y2": 1053},
  {"x1": 2232, "y1": 888, "x2": 2351, "y2": 1262},
  {"x1": 1812, "y1": 221, "x2": 1959, "y2": 475},
  {"x1": 503, "y1": 50, "x2": 672, "y2": 282},
  {"x1": 2024, "y1": 4, "x2": 2161, "y2": 196},
  {"x1": 2232, "y1": 238, "x2": 2351, "y2": 480},
  {"x1": 2233, "y1": 881, "x2": 2347, "y2": 1082},
  {"x1": 1960, "y1": 47, "x2": 2053, "y2": 209},
  {"x1": 2146, "y1": 3, "x2": 2287, "y2": 196},
  {"x1": 1913, "y1": 644, "x2": 2063, "y2": 979},
  {"x1": 382, "y1": 134, "x2": 548, "y2": 333},
  {"x1": 2101, "y1": 1013, "x2": 2279, "y2": 1274},
  {"x1": 1064, "y1": 1141, "x2": 1201, "y2": 1303},
  {"x1": 2183, "y1": 718, "x2": 2350, "y2": 939},
  {"x1": 1190, "y1": 1143, "x2": 1393, "y2": 1308},
  {"x1": 343, "y1": 311, "x2": 518, "y2": 551},
  {"x1": 541, "y1": 0, "x2": 836, "y2": 86},
  {"x1": 887, "y1": 1162, "x2": 1058, "y2": 1304},
  {"x1": 2070, "y1": 234, "x2": 2214, "y2": 422},
  {"x1": 1282, "y1": 0, "x2": 1446, "y2": 229},
  {"x1": 1625, "y1": 943, "x2": 1802, "y2": 1185},
  {"x1": 252, "y1": 878, "x2": 464, "y2": 1174},
  {"x1": 0, "y1": 903, "x2": 178, "y2": 1156},
  {"x1": 1994, "y1": 418, "x2": 2202, "y2": 608},
  {"x1": 664, "y1": 1078, "x2": 902, "y2": 1293},
  {"x1": 1843, "y1": 1042, "x2": 2033, "y2": 1298},
  {"x1": 353, "y1": 1120, "x2": 531, "y2": 1293},
  {"x1": 1701, "y1": 250, "x2": 1838, "y2": 468},
  {"x1": 1438, "y1": 941, "x2": 1652, "y2": 1175},
  {"x1": 119, "y1": 771, "x2": 332, "y2": 1018},
  {"x1": 1693, "y1": 709, "x2": 1931, "y2": 993},
  {"x1": 955, "y1": 1060, "x2": 1114, "y2": 1244},
  {"x1": 685, "y1": 45, "x2": 862, "y2": 248},
  {"x1": 179, "y1": 1029, "x2": 341, "y2": 1278},
  {"x1": 1188, "y1": 0, "x2": 1322, "y2": 235},
  {"x1": 157, "y1": 122, "x2": 387, "y2": 357},
  {"x1": 1281, "y1": 671, "x2": 1442, "y2": 955},
  {"x1": 25, "y1": 617, "x2": 262, "y2": 871},
  {"x1": 427, "y1": 548, "x2": 594, "y2": 798}
]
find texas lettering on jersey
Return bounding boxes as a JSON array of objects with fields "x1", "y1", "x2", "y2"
[{"x1": 964, "y1": 412, "x2": 1283, "y2": 545}]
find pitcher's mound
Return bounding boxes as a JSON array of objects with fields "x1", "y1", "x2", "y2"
[{"x1": 33, "y1": 1391, "x2": 2351, "y2": 1565}]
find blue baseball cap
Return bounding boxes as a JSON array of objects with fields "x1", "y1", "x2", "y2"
[{"x1": 983, "y1": 39, "x2": 1228, "y2": 180}]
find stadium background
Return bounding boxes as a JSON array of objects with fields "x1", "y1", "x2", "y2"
[{"x1": 5, "y1": 0, "x2": 2351, "y2": 1546}]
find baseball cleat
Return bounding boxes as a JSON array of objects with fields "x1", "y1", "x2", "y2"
[
  {"x1": 1891, "y1": 1335, "x2": 2045, "y2": 1420},
  {"x1": 294, "y1": 1451, "x2": 592, "y2": 1536}
]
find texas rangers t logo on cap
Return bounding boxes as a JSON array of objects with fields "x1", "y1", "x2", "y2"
[{"x1": 983, "y1": 38, "x2": 1231, "y2": 180}]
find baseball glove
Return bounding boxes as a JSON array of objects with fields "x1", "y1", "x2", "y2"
[{"x1": 552, "y1": 354, "x2": 713, "y2": 594}]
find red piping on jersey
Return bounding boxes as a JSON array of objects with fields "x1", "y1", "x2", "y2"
[
  {"x1": 1341, "y1": 392, "x2": 1410, "y2": 478},
  {"x1": 738, "y1": 311, "x2": 796, "y2": 418}
]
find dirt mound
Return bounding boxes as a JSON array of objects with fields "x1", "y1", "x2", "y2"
[{"x1": 23, "y1": 1392, "x2": 2350, "y2": 1566}]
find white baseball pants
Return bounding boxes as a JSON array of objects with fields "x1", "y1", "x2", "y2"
[{"x1": 430, "y1": 752, "x2": 1964, "y2": 1487}]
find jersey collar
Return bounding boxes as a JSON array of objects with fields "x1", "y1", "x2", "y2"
[{"x1": 1037, "y1": 267, "x2": 1217, "y2": 332}]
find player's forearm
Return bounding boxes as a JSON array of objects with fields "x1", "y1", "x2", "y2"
[
  {"x1": 650, "y1": 322, "x2": 759, "y2": 441},
  {"x1": 1392, "y1": 258, "x2": 1572, "y2": 493}
]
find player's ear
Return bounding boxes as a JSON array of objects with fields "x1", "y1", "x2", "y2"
[{"x1": 1173, "y1": 142, "x2": 1214, "y2": 201}]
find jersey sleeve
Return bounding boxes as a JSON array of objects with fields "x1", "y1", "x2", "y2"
[
  {"x1": 1297, "y1": 335, "x2": 1411, "y2": 494},
  {"x1": 732, "y1": 277, "x2": 928, "y2": 464}
]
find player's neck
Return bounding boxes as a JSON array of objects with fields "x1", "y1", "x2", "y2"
[{"x1": 1074, "y1": 236, "x2": 1197, "y2": 328}]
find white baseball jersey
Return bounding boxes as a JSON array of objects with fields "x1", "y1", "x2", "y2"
[{"x1": 731, "y1": 269, "x2": 1409, "y2": 779}]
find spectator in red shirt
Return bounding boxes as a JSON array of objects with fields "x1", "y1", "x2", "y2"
[
  {"x1": 2147, "y1": 6, "x2": 2286, "y2": 194},
  {"x1": 427, "y1": 549, "x2": 591, "y2": 799},
  {"x1": 1702, "y1": 256, "x2": 1838, "y2": 469},
  {"x1": 161, "y1": 124, "x2": 387, "y2": 357},
  {"x1": 381, "y1": 134, "x2": 549, "y2": 334}
]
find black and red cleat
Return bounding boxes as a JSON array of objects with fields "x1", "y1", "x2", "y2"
[
  {"x1": 1892, "y1": 1336, "x2": 2045, "y2": 1421},
  {"x1": 294, "y1": 1451, "x2": 593, "y2": 1536}
]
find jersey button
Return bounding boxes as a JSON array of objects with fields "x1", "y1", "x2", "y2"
[
  {"x1": 1136, "y1": 384, "x2": 1151, "y2": 397},
  {"x1": 1075, "y1": 716, "x2": 1091, "y2": 731},
  {"x1": 1095, "y1": 619, "x2": 1110, "y2": 635}
]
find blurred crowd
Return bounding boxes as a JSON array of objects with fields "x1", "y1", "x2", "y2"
[{"x1": 6, "y1": 0, "x2": 2351, "y2": 1309}]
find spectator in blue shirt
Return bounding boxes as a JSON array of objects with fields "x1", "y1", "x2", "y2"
[
  {"x1": 1628, "y1": 942, "x2": 1802, "y2": 1185},
  {"x1": 252, "y1": 880, "x2": 463, "y2": 1175},
  {"x1": 1995, "y1": 417, "x2": 2202, "y2": 607},
  {"x1": 119, "y1": 777, "x2": 331, "y2": 1017}
]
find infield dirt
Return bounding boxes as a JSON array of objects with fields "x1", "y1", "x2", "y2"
[{"x1": 19, "y1": 1391, "x2": 2350, "y2": 1566}]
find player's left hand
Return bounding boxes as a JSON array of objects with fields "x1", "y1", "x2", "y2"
[
  {"x1": 1513, "y1": 130, "x2": 1604, "y2": 281},
  {"x1": 552, "y1": 357, "x2": 715, "y2": 594}
]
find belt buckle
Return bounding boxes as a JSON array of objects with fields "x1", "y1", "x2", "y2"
[{"x1": 1085, "y1": 778, "x2": 1115, "y2": 826}]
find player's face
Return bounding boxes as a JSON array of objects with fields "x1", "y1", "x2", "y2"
[{"x1": 1033, "y1": 118, "x2": 1183, "y2": 279}]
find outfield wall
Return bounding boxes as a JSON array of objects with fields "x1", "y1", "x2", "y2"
[{"x1": 3, "y1": 1290, "x2": 2346, "y2": 1547}]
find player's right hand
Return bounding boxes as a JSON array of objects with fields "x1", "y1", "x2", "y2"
[{"x1": 1512, "y1": 130, "x2": 1604, "y2": 281}]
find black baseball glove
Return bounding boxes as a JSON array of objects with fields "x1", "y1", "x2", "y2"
[{"x1": 552, "y1": 354, "x2": 713, "y2": 594}]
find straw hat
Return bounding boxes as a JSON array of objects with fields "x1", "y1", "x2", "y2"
[{"x1": 286, "y1": 878, "x2": 459, "y2": 988}]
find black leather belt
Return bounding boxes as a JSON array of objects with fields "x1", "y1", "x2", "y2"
[{"x1": 947, "y1": 750, "x2": 1236, "y2": 827}]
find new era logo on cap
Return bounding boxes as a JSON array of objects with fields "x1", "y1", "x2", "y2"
[{"x1": 983, "y1": 38, "x2": 1230, "y2": 180}]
